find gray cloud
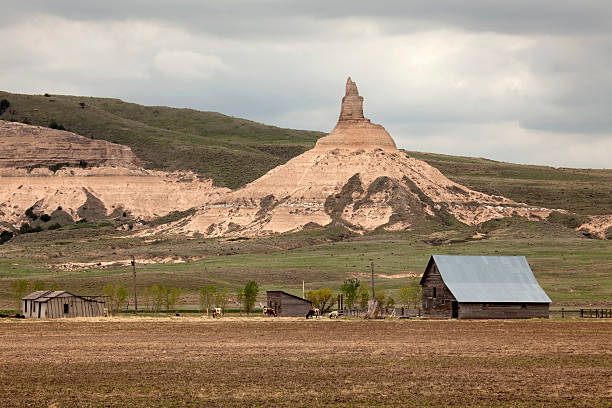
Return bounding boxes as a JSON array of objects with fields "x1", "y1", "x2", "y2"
[{"x1": 1, "y1": 1, "x2": 611, "y2": 168}]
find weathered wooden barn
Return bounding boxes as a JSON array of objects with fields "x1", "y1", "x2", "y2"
[
  {"x1": 266, "y1": 291, "x2": 313, "y2": 317},
  {"x1": 420, "y1": 255, "x2": 551, "y2": 319},
  {"x1": 21, "y1": 291, "x2": 105, "y2": 318}
]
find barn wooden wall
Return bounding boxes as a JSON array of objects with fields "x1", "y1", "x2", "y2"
[
  {"x1": 459, "y1": 303, "x2": 549, "y2": 319},
  {"x1": 267, "y1": 292, "x2": 312, "y2": 317},
  {"x1": 421, "y1": 264, "x2": 456, "y2": 318}
]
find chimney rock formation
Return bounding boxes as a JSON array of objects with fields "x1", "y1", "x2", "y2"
[
  {"x1": 339, "y1": 77, "x2": 365, "y2": 120},
  {"x1": 314, "y1": 77, "x2": 397, "y2": 151}
]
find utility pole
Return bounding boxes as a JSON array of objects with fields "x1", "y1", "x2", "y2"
[
  {"x1": 131, "y1": 255, "x2": 137, "y2": 313},
  {"x1": 302, "y1": 280, "x2": 305, "y2": 299},
  {"x1": 370, "y1": 261, "x2": 375, "y2": 299},
  {"x1": 204, "y1": 267, "x2": 209, "y2": 317}
]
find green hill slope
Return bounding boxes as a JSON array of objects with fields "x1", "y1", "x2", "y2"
[
  {"x1": 0, "y1": 91, "x2": 324, "y2": 188},
  {"x1": 1, "y1": 91, "x2": 609, "y2": 214},
  {"x1": 407, "y1": 151, "x2": 612, "y2": 215}
]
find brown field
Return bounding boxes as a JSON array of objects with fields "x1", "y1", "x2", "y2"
[{"x1": 0, "y1": 318, "x2": 610, "y2": 407}]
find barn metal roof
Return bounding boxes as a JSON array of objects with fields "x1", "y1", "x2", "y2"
[{"x1": 424, "y1": 255, "x2": 551, "y2": 303}]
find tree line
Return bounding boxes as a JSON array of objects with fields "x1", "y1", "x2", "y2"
[{"x1": 306, "y1": 277, "x2": 422, "y2": 314}]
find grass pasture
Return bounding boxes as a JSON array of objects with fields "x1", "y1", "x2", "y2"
[
  {"x1": 0, "y1": 318, "x2": 610, "y2": 407},
  {"x1": 0, "y1": 220, "x2": 610, "y2": 309}
]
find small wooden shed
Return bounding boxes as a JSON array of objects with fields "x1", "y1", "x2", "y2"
[
  {"x1": 22, "y1": 290, "x2": 105, "y2": 318},
  {"x1": 420, "y1": 255, "x2": 551, "y2": 319},
  {"x1": 266, "y1": 291, "x2": 313, "y2": 317}
]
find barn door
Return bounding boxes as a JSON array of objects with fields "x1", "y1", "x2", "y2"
[{"x1": 451, "y1": 301, "x2": 458, "y2": 318}]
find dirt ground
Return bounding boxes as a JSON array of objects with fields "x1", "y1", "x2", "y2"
[{"x1": 0, "y1": 318, "x2": 610, "y2": 407}]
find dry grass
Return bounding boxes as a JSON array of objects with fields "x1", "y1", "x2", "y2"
[{"x1": 0, "y1": 318, "x2": 610, "y2": 407}]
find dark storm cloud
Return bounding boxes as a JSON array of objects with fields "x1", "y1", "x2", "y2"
[{"x1": 5, "y1": 1, "x2": 612, "y2": 36}]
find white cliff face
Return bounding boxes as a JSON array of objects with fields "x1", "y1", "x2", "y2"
[
  {"x1": 0, "y1": 121, "x2": 141, "y2": 169},
  {"x1": 0, "y1": 121, "x2": 229, "y2": 227},
  {"x1": 152, "y1": 78, "x2": 555, "y2": 237}
]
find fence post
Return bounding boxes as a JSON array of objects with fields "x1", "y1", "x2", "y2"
[{"x1": 561, "y1": 308, "x2": 564, "y2": 318}]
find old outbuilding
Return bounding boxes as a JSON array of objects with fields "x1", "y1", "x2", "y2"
[
  {"x1": 420, "y1": 255, "x2": 551, "y2": 319},
  {"x1": 266, "y1": 290, "x2": 313, "y2": 317},
  {"x1": 21, "y1": 291, "x2": 106, "y2": 318}
]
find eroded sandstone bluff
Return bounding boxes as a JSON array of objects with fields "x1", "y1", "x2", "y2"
[
  {"x1": 0, "y1": 121, "x2": 228, "y2": 225},
  {"x1": 0, "y1": 121, "x2": 140, "y2": 169},
  {"x1": 151, "y1": 78, "x2": 554, "y2": 237}
]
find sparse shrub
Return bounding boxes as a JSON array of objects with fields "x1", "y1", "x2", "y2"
[
  {"x1": 48, "y1": 120, "x2": 66, "y2": 131},
  {"x1": 358, "y1": 285, "x2": 370, "y2": 310},
  {"x1": 32, "y1": 281, "x2": 45, "y2": 291},
  {"x1": 40, "y1": 214, "x2": 51, "y2": 222},
  {"x1": 11, "y1": 280, "x2": 29, "y2": 311},
  {"x1": 25, "y1": 207, "x2": 38, "y2": 220},
  {"x1": 547, "y1": 211, "x2": 589, "y2": 229},
  {"x1": 399, "y1": 278, "x2": 422, "y2": 309},
  {"x1": 199, "y1": 285, "x2": 216, "y2": 312},
  {"x1": 0, "y1": 99, "x2": 10, "y2": 115},
  {"x1": 340, "y1": 278, "x2": 360, "y2": 312},
  {"x1": 79, "y1": 102, "x2": 86, "y2": 109},
  {"x1": 0, "y1": 230, "x2": 14, "y2": 245},
  {"x1": 48, "y1": 162, "x2": 69, "y2": 172},
  {"x1": 44, "y1": 93, "x2": 51, "y2": 97},
  {"x1": 165, "y1": 288, "x2": 182, "y2": 312},
  {"x1": 242, "y1": 281, "x2": 259, "y2": 314},
  {"x1": 122, "y1": 211, "x2": 127, "y2": 217},
  {"x1": 56, "y1": 206, "x2": 63, "y2": 211},
  {"x1": 306, "y1": 288, "x2": 335, "y2": 314},
  {"x1": 103, "y1": 283, "x2": 128, "y2": 314}
]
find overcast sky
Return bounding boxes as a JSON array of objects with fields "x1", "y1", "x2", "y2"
[{"x1": 2, "y1": 1, "x2": 611, "y2": 168}]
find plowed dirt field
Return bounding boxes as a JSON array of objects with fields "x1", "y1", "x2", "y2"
[{"x1": 0, "y1": 318, "x2": 610, "y2": 407}]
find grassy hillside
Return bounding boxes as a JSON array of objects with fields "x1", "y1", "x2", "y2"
[
  {"x1": 1, "y1": 91, "x2": 609, "y2": 214},
  {"x1": 0, "y1": 91, "x2": 324, "y2": 188},
  {"x1": 407, "y1": 151, "x2": 612, "y2": 215},
  {"x1": 0, "y1": 218, "x2": 609, "y2": 309}
]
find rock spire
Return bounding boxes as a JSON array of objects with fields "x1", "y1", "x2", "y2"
[
  {"x1": 314, "y1": 77, "x2": 398, "y2": 151},
  {"x1": 339, "y1": 77, "x2": 365, "y2": 121}
]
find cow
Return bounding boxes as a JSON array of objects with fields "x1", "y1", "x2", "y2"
[
  {"x1": 212, "y1": 307, "x2": 223, "y2": 318},
  {"x1": 263, "y1": 306, "x2": 277, "y2": 317},
  {"x1": 329, "y1": 311, "x2": 339, "y2": 319},
  {"x1": 306, "y1": 308, "x2": 321, "y2": 319}
]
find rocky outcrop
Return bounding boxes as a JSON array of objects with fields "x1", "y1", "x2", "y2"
[
  {"x1": 150, "y1": 78, "x2": 556, "y2": 237},
  {"x1": 0, "y1": 169, "x2": 229, "y2": 226},
  {"x1": 0, "y1": 121, "x2": 227, "y2": 228},
  {"x1": 314, "y1": 77, "x2": 397, "y2": 151},
  {"x1": 0, "y1": 121, "x2": 141, "y2": 169}
]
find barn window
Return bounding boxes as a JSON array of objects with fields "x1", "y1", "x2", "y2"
[
  {"x1": 432, "y1": 287, "x2": 437, "y2": 298},
  {"x1": 521, "y1": 303, "x2": 526, "y2": 309},
  {"x1": 63, "y1": 304, "x2": 69, "y2": 314},
  {"x1": 482, "y1": 303, "x2": 487, "y2": 309}
]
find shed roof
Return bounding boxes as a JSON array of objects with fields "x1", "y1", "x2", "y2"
[
  {"x1": 266, "y1": 290, "x2": 312, "y2": 304},
  {"x1": 422, "y1": 255, "x2": 551, "y2": 303},
  {"x1": 22, "y1": 290, "x2": 52, "y2": 300}
]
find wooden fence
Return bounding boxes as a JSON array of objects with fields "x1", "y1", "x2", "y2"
[{"x1": 580, "y1": 308, "x2": 612, "y2": 318}]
